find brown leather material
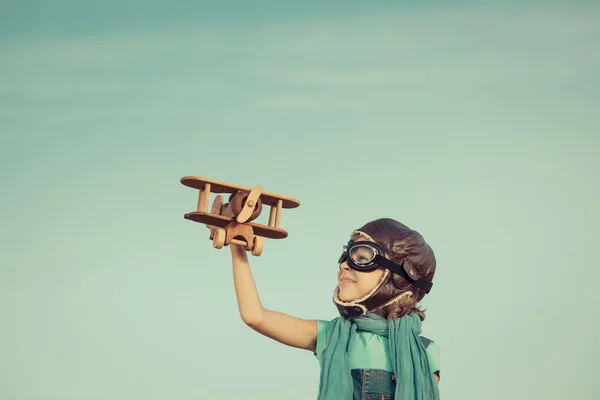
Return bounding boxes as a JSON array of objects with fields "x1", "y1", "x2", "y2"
[
  {"x1": 356, "y1": 218, "x2": 436, "y2": 301},
  {"x1": 334, "y1": 218, "x2": 437, "y2": 318}
]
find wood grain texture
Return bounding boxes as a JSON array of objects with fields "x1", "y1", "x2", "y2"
[
  {"x1": 181, "y1": 176, "x2": 300, "y2": 208},
  {"x1": 184, "y1": 212, "x2": 289, "y2": 239}
]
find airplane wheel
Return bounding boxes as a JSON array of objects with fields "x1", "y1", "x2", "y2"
[
  {"x1": 251, "y1": 236, "x2": 264, "y2": 256},
  {"x1": 213, "y1": 228, "x2": 226, "y2": 249}
]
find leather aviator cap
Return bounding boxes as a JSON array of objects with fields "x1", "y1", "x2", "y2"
[{"x1": 334, "y1": 218, "x2": 436, "y2": 319}]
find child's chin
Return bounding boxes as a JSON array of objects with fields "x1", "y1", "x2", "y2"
[{"x1": 338, "y1": 289, "x2": 358, "y2": 302}]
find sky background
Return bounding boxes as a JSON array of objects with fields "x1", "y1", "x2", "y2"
[{"x1": 1, "y1": 1, "x2": 599, "y2": 399}]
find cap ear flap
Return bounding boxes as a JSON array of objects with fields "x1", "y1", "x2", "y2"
[
  {"x1": 391, "y1": 259, "x2": 421, "y2": 289},
  {"x1": 391, "y1": 268, "x2": 411, "y2": 290},
  {"x1": 402, "y1": 258, "x2": 422, "y2": 281}
]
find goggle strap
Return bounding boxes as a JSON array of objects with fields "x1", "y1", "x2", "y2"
[
  {"x1": 373, "y1": 255, "x2": 433, "y2": 293},
  {"x1": 340, "y1": 242, "x2": 433, "y2": 294}
]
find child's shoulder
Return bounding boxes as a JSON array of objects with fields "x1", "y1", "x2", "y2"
[
  {"x1": 419, "y1": 335, "x2": 437, "y2": 348},
  {"x1": 420, "y1": 336, "x2": 441, "y2": 375},
  {"x1": 314, "y1": 318, "x2": 342, "y2": 360},
  {"x1": 316, "y1": 318, "x2": 337, "y2": 343}
]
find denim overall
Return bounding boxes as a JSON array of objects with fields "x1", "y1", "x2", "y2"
[{"x1": 351, "y1": 368, "x2": 396, "y2": 400}]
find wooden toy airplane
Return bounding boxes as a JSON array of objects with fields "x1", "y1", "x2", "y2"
[{"x1": 181, "y1": 176, "x2": 300, "y2": 256}]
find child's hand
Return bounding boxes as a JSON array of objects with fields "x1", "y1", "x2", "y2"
[{"x1": 230, "y1": 243, "x2": 247, "y2": 254}]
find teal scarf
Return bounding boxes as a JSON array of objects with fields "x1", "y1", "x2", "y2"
[{"x1": 317, "y1": 313, "x2": 440, "y2": 400}]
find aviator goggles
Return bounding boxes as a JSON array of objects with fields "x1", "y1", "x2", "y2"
[{"x1": 338, "y1": 240, "x2": 433, "y2": 293}]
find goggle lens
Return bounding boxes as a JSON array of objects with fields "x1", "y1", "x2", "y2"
[
  {"x1": 339, "y1": 242, "x2": 380, "y2": 270},
  {"x1": 349, "y1": 245, "x2": 376, "y2": 265}
]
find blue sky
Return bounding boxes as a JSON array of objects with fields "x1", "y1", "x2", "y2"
[{"x1": 1, "y1": 1, "x2": 599, "y2": 399}]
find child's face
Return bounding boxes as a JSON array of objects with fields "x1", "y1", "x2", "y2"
[{"x1": 337, "y1": 233, "x2": 386, "y2": 302}]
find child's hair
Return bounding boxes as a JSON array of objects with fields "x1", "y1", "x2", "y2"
[{"x1": 381, "y1": 292, "x2": 426, "y2": 321}]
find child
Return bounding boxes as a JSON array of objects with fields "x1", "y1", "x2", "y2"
[{"x1": 230, "y1": 218, "x2": 440, "y2": 399}]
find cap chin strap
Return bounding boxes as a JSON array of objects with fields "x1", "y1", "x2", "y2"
[
  {"x1": 333, "y1": 269, "x2": 413, "y2": 319},
  {"x1": 333, "y1": 295, "x2": 369, "y2": 318},
  {"x1": 333, "y1": 280, "x2": 414, "y2": 319},
  {"x1": 333, "y1": 269, "x2": 389, "y2": 318}
]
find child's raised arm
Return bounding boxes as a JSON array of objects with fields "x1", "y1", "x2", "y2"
[{"x1": 230, "y1": 244, "x2": 318, "y2": 352}]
